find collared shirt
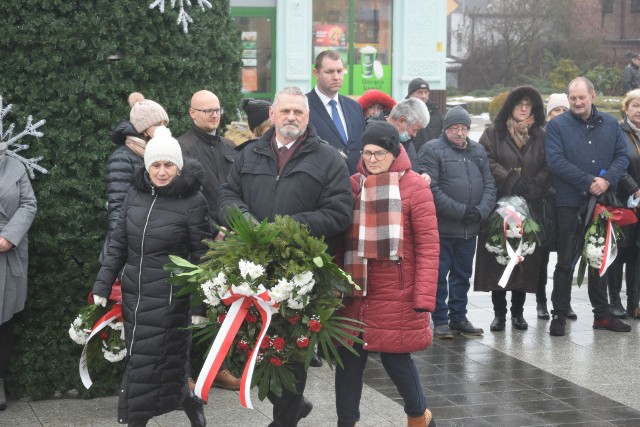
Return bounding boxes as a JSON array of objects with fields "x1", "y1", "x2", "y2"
[{"x1": 314, "y1": 86, "x2": 349, "y2": 140}]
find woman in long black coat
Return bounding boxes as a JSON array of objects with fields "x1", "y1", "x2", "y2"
[
  {"x1": 93, "y1": 127, "x2": 211, "y2": 427},
  {"x1": 473, "y1": 86, "x2": 552, "y2": 332}
]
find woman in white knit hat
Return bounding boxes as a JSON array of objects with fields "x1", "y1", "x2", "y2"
[
  {"x1": 546, "y1": 93, "x2": 570, "y2": 122},
  {"x1": 93, "y1": 126, "x2": 210, "y2": 427}
]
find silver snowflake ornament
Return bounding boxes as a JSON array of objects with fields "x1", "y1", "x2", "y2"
[
  {"x1": 0, "y1": 95, "x2": 48, "y2": 178},
  {"x1": 149, "y1": 0, "x2": 213, "y2": 34}
]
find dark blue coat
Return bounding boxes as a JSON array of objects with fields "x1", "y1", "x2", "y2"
[
  {"x1": 418, "y1": 135, "x2": 496, "y2": 239},
  {"x1": 306, "y1": 89, "x2": 366, "y2": 174},
  {"x1": 545, "y1": 106, "x2": 628, "y2": 208}
]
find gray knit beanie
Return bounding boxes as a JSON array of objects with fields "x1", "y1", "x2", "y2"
[
  {"x1": 144, "y1": 126, "x2": 183, "y2": 171},
  {"x1": 130, "y1": 99, "x2": 169, "y2": 133},
  {"x1": 443, "y1": 106, "x2": 471, "y2": 130}
]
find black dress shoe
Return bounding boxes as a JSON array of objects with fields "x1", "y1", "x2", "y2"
[
  {"x1": 536, "y1": 302, "x2": 550, "y2": 319},
  {"x1": 182, "y1": 393, "x2": 206, "y2": 427},
  {"x1": 567, "y1": 304, "x2": 577, "y2": 320},
  {"x1": 490, "y1": 316, "x2": 505, "y2": 331},
  {"x1": 611, "y1": 300, "x2": 629, "y2": 319},
  {"x1": 449, "y1": 319, "x2": 484, "y2": 335},
  {"x1": 511, "y1": 316, "x2": 528, "y2": 330},
  {"x1": 310, "y1": 352, "x2": 323, "y2": 367}
]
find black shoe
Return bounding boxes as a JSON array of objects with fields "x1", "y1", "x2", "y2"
[
  {"x1": 310, "y1": 352, "x2": 323, "y2": 367},
  {"x1": 182, "y1": 393, "x2": 206, "y2": 427},
  {"x1": 549, "y1": 314, "x2": 566, "y2": 336},
  {"x1": 127, "y1": 421, "x2": 148, "y2": 427},
  {"x1": 567, "y1": 305, "x2": 577, "y2": 320},
  {"x1": 511, "y1": 316, "x2": 528, "y2": 330},
  {"x1": 611, "y1": 300, "x2": 629, "y2": 319},
  {"x1": 434, "y1": 324, "x2": 454, "y2": 339},
  {"x1": 593, "y1": 316, "x2": 632, "y2": 332},
  {"x1": 449, "y1": 319, "x2": 484, "y2": 336},
  {"x1": 536, "y1": 302, "x2": 550, "y2": 319},
  {"x1": 294, "y1": 396, "x2": 313, "y2": 424},
  {"x1": 490, "y1": 316, "x2": 505, "y2": 331}
]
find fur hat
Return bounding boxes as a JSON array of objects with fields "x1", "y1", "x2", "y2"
[
  {"x1": 130, "y1": 99, "x2": 169, "y2": 133},
  {"x1": 242, "y1": 98, "x2": 272, "y2": 131},
  {"x1": 357, "y1": 89, "x2": 397, "y2": 112},
  {"x1": 546, "y1": 93, "x2": 570, "y2": 117},
  {"x1": 361, "y1": 121, "x2": 401, "y2": 158},
  {"x1": 443, "y1": 105, "x2": 471, "y2": 130},
  {"x1": 406, "y1": 78, "x2": 430, "y2": 98},
  {"x1": 144, "y1": 126, "x2": 183, "y2": 171}
]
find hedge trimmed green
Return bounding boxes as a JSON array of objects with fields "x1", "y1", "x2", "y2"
[{"x1": 0, "y1": 0, "x2": 241, "y2": 399}]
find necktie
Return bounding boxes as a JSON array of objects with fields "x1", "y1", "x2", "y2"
[
  {"x1": 278, "y1": 146, "x2": 288, "y2": 156},
  {"x1": 329, "y1": 99, "x2": 348, "y2": 145}
]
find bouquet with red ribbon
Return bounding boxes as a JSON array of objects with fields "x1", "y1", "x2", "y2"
[
  {"x1": 69, "y1": 279, "x2": 125, "y2": 389},
  {"x1": 165, "y1": 208, "x2": 363, "y2": 409},
  {"x1": 577, "y1": 203, "x2": 637, "y2": 285}
]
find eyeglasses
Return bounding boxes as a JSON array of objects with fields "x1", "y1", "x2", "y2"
[
  {"x1": 361, "y1": 150, "x2": 388, "y2": 160},
  {"x1": 192, "y1": 107, "x2": 224, "y2": 116},
  {"x1": 516, "y1": 102, "x2": 532, "y2": 109},
  {"x1": 448, "y1": 126, "x2": 469, "y2": 134}
]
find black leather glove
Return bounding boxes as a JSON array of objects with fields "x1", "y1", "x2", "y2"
[
  {"x1": 462, "y1": 207, "x2": 482, "y2": 224},
  {"x1": 512, "y1": 177, "x2": 529, "y2": 197}
]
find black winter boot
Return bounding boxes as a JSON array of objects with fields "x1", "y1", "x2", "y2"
[
  {"x1": 0, "y1": 378, "x2": 6, "y2": 411},
  {"x1": 182, "y1": 393, "x2": 206, "y2": 427}
]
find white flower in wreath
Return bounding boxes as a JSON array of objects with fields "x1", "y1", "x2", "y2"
[
  {"x1": 287, "y1": 297, "x2": 305, "y2": 310},
  {"x1": 293, "y1": 271, "x2": 315, "y2": 296},
  {"x1": 269, "y1": 278, "x2": 294, "y2": 303},
  {"x1": 505, "y1": 225, "x2": 523, "y2": 239},
  {"x1": 485, "y1": 244, "x2": 505, "y2": 255},
  {"x1": 232, "y1": 282, "x2": 255, "y2": 297},
  {"x1": 69, "y1": 316, "x2": 90, "y2": 345},
  {"x1": 201, "y1": 279, "x2": 221, "y2": 306},
  {"x1": 496, "y1": 256, "x2": 509, "y2": 266},
  {"x1": 102, "y1": 344, "x2": 127, "y2": 363},
  {"x1": 520, "y1": 241, "x2": 536, "y2": 256},
  {"x1": 238, "y1": 259, "x2": 265, "y2": 281},
  {"x1": 109, "y1": 321, "x2": 123, "y2": 331}
]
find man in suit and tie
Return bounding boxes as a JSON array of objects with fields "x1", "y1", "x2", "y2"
[{"x1": 307, "y1": 50, "x2": 366, "y2": 174}]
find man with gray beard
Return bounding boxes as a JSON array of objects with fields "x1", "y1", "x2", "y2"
[{"x1": 218, "y1": 86, "x2": 352, "y2": 427}]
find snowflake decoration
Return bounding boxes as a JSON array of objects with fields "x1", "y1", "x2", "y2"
[
  {"x1": 0, "y1": 95, "x2": 48, "y2": 178},
  {"x1": 149, "y1": 0, "x2": 213, "y2": 34}
]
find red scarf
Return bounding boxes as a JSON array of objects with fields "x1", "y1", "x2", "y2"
[{"x1": 343, "y1": 172, "x2": 403, "y2": 296}]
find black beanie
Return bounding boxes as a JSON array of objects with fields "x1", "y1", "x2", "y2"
[
  {"x1": 242, "y1": 98, "x2": 272, "y2": 131},
  {"x1": 361, "y1": 121, "x2": 401, "y2": 158},
  {"x1": 406, "y1": 78, "x2": 430, "y2": 99}
]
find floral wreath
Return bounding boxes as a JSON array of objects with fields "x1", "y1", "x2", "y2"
[
  {"x1": 69, "y1": 280, "x2": 125, "y2": 389},
  {"x1": 484, "y1": 196, "x2": 540, "y2": 287},
  {"x1": 165, "y1": 208, "x2": 363, "y2": 408}
]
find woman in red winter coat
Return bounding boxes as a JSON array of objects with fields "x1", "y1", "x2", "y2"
[{"x1": 337, "y1": 121, "x2": 439, "y2": 427}]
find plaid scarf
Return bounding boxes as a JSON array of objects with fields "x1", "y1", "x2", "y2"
[{"x1": 344, "y1": 172, "x2": 404, "y2": 296}]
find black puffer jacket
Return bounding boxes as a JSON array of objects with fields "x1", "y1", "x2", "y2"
[
  {"x1": 106, "y1": 121, "x2": 143, "y2": 232},
  {"x1": 93, "y1": 159, "x2": 211, "y2": 424},
  {"x1": 218, "y1": 125, "x2": 352, "y2": 242}
]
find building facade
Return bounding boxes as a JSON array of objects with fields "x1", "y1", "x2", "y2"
[{"x1": 230, "y1": 0, "x2": 448, "y2": 102}]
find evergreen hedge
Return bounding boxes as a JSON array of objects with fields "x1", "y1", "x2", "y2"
[{"x1": 0, "y1": 0, "x2": 241, "y2": 399}]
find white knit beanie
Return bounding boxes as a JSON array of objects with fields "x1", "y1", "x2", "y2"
[
  {"x1": 546, "y1": 93, "x2": 570, "y2": 117},
  {"x1": 144, "y1": 126, "x2": 183, "y2": 171},
  {"x1": 130, "y1": 99, "x2": 169, "y2": 133}
]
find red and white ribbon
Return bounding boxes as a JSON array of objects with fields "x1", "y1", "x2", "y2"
[
  {"x1": 194, "y1": 285, "x2": 277, "y2": 408},
  {"x1": 498, "y1": 207, "x2": 524, "y2": 288},
  {"x1": 598, "y1": 218, "x2": 617, "y2": 277},
  {"x1": 79, "y1": 304, "x2": 123, "y2": 389}
]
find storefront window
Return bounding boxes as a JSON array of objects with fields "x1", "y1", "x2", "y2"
[
  {"x1": 312, "y1": 0, "x2": 392, "y2": 95},
  {"x1": 233, "y1": 11, "x2": 275, "y2": 97}
]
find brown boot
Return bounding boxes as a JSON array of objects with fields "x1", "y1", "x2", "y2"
[
  {"x1": 213, "y1": 369, "x2": 241, "y2": 390},
  {"x1": 407, "y1": 408, "x2": 435, "y2": 427}
]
